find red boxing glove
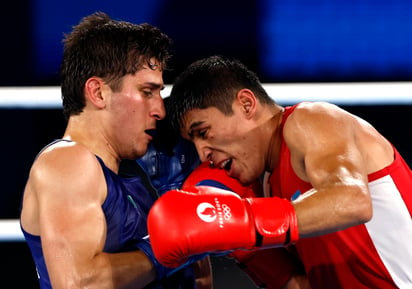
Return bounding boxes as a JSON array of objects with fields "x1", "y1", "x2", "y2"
[
  {"x1": 183, "y1": 163, "x2": 303, "y2": 289},
  {"x1": 147, "y1": 186, "x2": 299, "y2": 268},
  {"x1": 184, "y1": 163, "x2": 302, "y2": 288}
]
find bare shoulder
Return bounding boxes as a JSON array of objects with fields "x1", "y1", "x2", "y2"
[
  {"x1": 22, "y1": 141, "x2": 106, "y2": 235},
  {"x1": 282, "y1": 102, "x2": 362, "y2": 174},
  {"x1": 32, "y1": 141, "x2": 101, "y2": 181},
  {"x1": 283, "y1": 102, "x2": 354, "y2": 143},
  {"x1": 28, "y1": 140, "x2": 107, "y2": 209},
  {"x1": 283, "y1": 101, "x2": 393, "y2": 176},
  {"x1": 288, "y1": 101, "x2": 350, "y2": 122}
]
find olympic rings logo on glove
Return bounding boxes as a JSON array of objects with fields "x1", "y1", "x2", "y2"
[
  {"x1": 196, "y1": 198, "x2": 232, "y2": 228},
  {"x1": 222, "y1": 204, "x2": 232, "y2": 220}
]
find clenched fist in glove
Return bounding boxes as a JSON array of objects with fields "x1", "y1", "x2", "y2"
[
  {"x1": 181, "y1": 162, "x2": 304, "y2": 289},
  {"x1": 147, "y1": 185, "x2": 299, "y2": 268}
]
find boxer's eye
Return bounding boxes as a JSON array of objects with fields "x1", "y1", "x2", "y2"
[
  {"x1": 191, "y1": 128, "x2": 207, "y2": 140},
  {"x1": 198, "y1": 129, "x2": 207, "y2": 139}
]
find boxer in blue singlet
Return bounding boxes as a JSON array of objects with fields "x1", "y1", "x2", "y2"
[{"x1": 20, "y1": 12, "x2": 211, "y2": 289}]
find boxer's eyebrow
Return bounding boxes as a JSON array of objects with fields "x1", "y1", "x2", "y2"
[{"x1": 141, "y1": 82, "x2": 164, "y2": 91}]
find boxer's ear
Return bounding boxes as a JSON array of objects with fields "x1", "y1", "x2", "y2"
[
  {"x1": 236, "y1": 89, "x2": 256, "y2": 119},
  {"x1": 84, "y1": 77, "x2": 106, "y2": 109}
]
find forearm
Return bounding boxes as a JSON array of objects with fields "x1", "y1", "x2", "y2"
[
  {"x1": 107, "y1": 250, "x2": 157, "y2": 289},
  {"x1": 49, "y1": 250, "x2": 156, "y2": 289},
  {"x1": 293, "y1": 186, "x2": 372, "y2": 238}
]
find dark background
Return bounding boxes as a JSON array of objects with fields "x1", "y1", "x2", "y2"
[
  {"x1": 1, "y1": 0, "x2": 412, "y2": 288},
  {"x1": 3, "y1": 0, "x2": 412, "y2": 86}
]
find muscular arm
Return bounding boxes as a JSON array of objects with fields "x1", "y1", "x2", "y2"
[
  {"x1": 22, "y1": 144, "x2": 156, "y2": 289},
  {"x1": 284, "y1": 102, "x2": 393, "y2": 237}
]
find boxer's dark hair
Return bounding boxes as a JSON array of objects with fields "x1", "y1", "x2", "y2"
[
  {"x1": 167, "y1": 55, "x2": 274, "y2": 132},
  {"x1": 60, "y1": 11, "x2": 172, "y2": 120}
]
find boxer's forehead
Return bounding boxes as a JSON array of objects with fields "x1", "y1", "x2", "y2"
[{"x1": 180, "y1": 107, "x2": 223, "y2": 139}]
